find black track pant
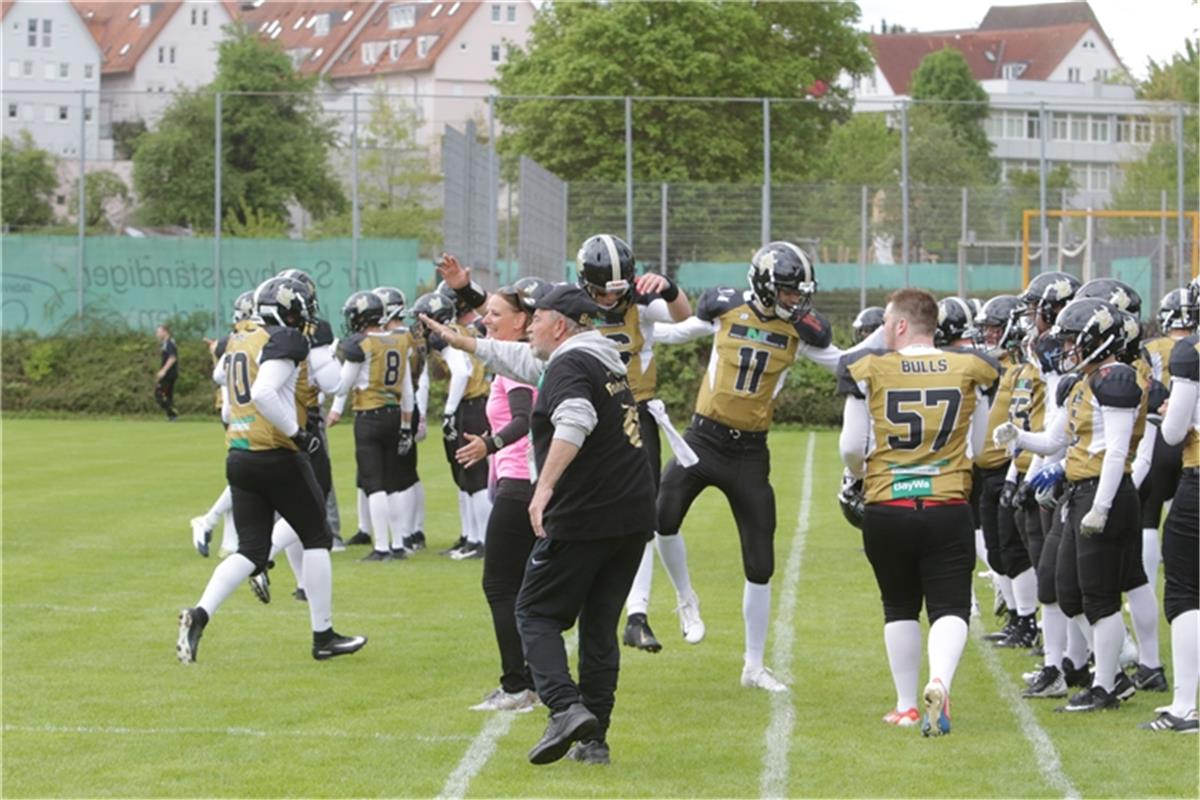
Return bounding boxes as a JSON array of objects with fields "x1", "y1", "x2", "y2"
[
  {"x1": 227, "y1": 448, "x2": 330, "y2": 572},
  {"x1": 1163, "y1": 470, "x2": 1199, "y2": 623},
  {"x1": 482, "y1": 481, "x2": 536, "y2": 694},
  {"x1": 443, "y1": 396, "x2": 489, "y2": 493},
  {"x1": 154, "y1": 377, "x2": 177, "y2": 419}
]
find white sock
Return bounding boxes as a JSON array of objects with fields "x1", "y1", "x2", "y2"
[
  {"x1": 1092, "y1": 612, "x2": 1124, "y2": 693},
  {"x1": 204, "y1": 486, "x2": 232, "y2": 529},
  {"x1": 927, "y1": 615, "x2": 969, "y2": 693},
  {"x1": 269, "y1": 519, "x2": 304, "y2": 589},
  {"x1": 368, "y1": 491, "x2": 390, "y2": 553},
  {"x1": 742, "y1": 581, "x2": 771, "y2": 671},
  {"x1": 413, "y1": 481, "x2": 426, "y2": 530},
  {"x1": 386, "y1": 491, "x2": 411, "y2": 550},
  {"x1": 884, "y1": 620, "x2": 922, "y2": 711},
  {"x1": 655, "y1": 533, "x2": 693, "y2": 598},
  {"x1": 303, "y1": 548, "x2": 333, "y2": 632},
  {"x1": 457, "y1": 491, "x2": 471, "y2": 542},
  {"x1": 974, "y1": 528, "x2": 988, "y2": 570},
  {"x1": 1042, "y1": 602, "x2": 1067, "y2": 671},
  {"x1": 996, "y1": 574, "x2": 1016, "y2": 611},
  {"x1": 625, "y1": 541, "x2": 656, "y2": 616},
  {"x1": 469, "y1": 490, "x2": 492, "y2": 545},
  {"x1": 1012, "y1": 568, "x2": 1038, "y2": 616},
  {"x1": 356, "y1": 488, "x2": 371, "y2": 534},
  {"x1": 1169, "y1": 610, "x2": 1199, "y2": 718},
  {"x1": 1142, "y1": 528, "x2": 1161, "y2": 584},
  {"x1": 1127, "y1": 582, "x2": 1161, "y2": 668},
  {"x1": 196, "y1": 554, "x2": 256, "y2": 617},
  {"x1": 219, "y1": 509, "x2": 238, "y2": 554},
  {"x1": 1066, "y1": 615, "x2": 1091, "y2": 666}
]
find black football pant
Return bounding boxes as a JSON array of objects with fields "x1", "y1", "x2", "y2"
[
  {"x1": 516, "y1": 531, "x2": 647, "y2": 740},
  {"x1": 443, "y1": 396, "x2": 488, "y2": 493},
  {"x1": 1163, "y1": 470, "x2": 1199, "y2": 623},
  {"x1": 1139, "y1": 427, "x2": 1184, "y2": 530},
  {"x1": 482, "y1": 481, "x2": 536, "y2": 695},
  {"x1": 305, "y1": 408, "x2": 332, "y2": 499},
  {"x1": 977, "y1": 465, "x2": 1032, "y2": 577},
  {"x1": 1037, "y1": 499, "x2": 1065, "y2": 605},
  {"x1": 657, "y1": 421, "x2": 775, "y2": 584},
  {"x1": 637, "y1": 400, "x2": 663, "y2": 491},
  {"x1": 226, "y1": 448, "x2": 331, "y2": 573},
  {"x1": 1059, "y1": 476, "x2": 1143, "y2": 624},
  {"x1": 354, "y1": 407, "x2": 415, "y2": 495}
]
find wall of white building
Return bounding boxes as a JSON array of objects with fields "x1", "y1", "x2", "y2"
[{"x1": 1045, "y1": 30, "x2": 1123, "y2": 85}]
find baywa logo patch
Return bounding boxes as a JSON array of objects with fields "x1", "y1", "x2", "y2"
[
  {"x1": 729, "y1": 324, "x2": 789, "y2": 349},
  {"x1": 890, "y1": 475, "x2": 933, "y2": 499}
]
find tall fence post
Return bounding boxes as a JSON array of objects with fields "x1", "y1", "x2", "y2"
[
  {"x1": 1039, "y1": 101, "x2": 1048, "y2": 273},
  {"x1": 859, "y1": 185, "x2": 868, "y2": 310},
  {"x1": 488, "y1": 94, "x2": 497, "y2": 273},
  {"x1": 761, "y1": 97, "x2": 771, "y2": 247},
  {"x1": 660, "y1": 182, "x2": 668, "y2": 273},
  {"x1": 625, "y1": 96, "x2": 633, "y2": 248},
  {"x1": 351, "y1": 92, "x2": 359, "y2": 287},
  {"x1": 77, "y1": 89, "x2": 86, "y2": 321},
  {"x1": 213, "y1": 91, "x2": 222, "y2": 331},
  {"x1": 1177, "y1": 102, "x2": 1186, "y2": 286},
  {"x1": 959, "y1": 186, "x2": 968, "y2": 297},
  {"x1": 1158, "y1": 189, "x2": 1168, "y2": 304},
  {"x1": 900, "y1": 99, "x2": 910, "y2": 285}
]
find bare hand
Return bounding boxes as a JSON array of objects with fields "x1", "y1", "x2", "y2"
[
  {"x1": 455, "y1": 432, "x2": 488, "y2": 469},
  {"x1": 417, "y1": 314, "x2": 472, "y2": 351},
  {"x1": 326, "y1": 410, "x2": 341, "y2": 427},
  {"x1": 204, "y1": 337, "x2": 217, "y2": 355},
  {"x1": 435, "y1": 252, "x2": 470, "y2": 290},
  {"x1": 1159, "y1": 398, "x2": 1168, "y2": 416},
  {"x1": 529, "y1": 485, "x2": 551, "y2": 538},
  {"x1": 635, "y1": 273, "x2": 668, "y2": 295}
]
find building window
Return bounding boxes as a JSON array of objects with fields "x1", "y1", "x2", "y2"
[
  {"x1": 85, "y1": 106, "x2": 94, "y2": 122},
  {"x1": 1001, "y1": 62, "x2": 1026, "y2": 80},
  {"x1": 158, "y1": 46, "x2": 165, "y2": 63},
  {"x1": 58, "y1": 105, "x2": 69, "y2": 121},
  {"x1": 1153, "y1": 120, "x2": 1174, "y2": 143},
  {"x1": 202, "y1": 8, "x2": 208, "y2": 25},
  {"x1": 22, "y1": 60, "x2": 33, "y2": 77},
  {"x1": 42, "y1": 18, "x2": 51, "y2": 48},
  {"x1": 1082, "y1": 39, "x2": 1094, "y2": 49},
  {"x1": 1026, "y1": 113, "x2": 1041, "y2": 140},
  {"x1": 85, "y1": 64, "x2": 94, "y2": 79},
  {"x1": 983, "y1": 113, "x2": 1002, "y2": 139},
  {"x1": 27, "y1": 18, "x2": 37, "y2": 47},
  {"x1": 417, "y1": 35, "x2": 436, "y2": 58},
  {"x1": 1090, "y1": 117, "x2": 1109, "y2": 142},
  {"x1": 362, "y1": 41, "x2": 381, "y2": 64},
  {"x1": 388, "y1": 39, "x2": 408, "y2": 60},
  {"x1": 44, "y1": 106, "x2": 55, "y2": 122},
  {"x1": 491, "y1": 4, "x2": 501, "y2": 21},
  {"x1": 490, "y1": 44, "x2": 501, "y2": 63},
  {"x1": 7, "y1": 61, "x2": 18, "y2": 78},
  {"x1": 44, "y1": 62, "x2": 56, "y2": 80},
  {"x1": 313, "y1": 13, "x2": 330, "y2": 36},
  {"x1": 389, "y1": 5, "x2": 416, "y2": 29},
  {"x1": 1093, "y1": 68, "x2": 1107, "y2": 82},
  {"x1": 1067, "y1": 66, "x2": 1081, "y2": 83},
  {"x1": 1051, "y1": 112, "x2": 1069, "y2": 141},
  {"x1": 507, "y1": 4, "x2": 516, "y2": 21},
  {"x1": 191, "y1": 7, "x2": 197, "y2": 25},
  {"x1": 1091, "y1": 166, "x2": 1109, "y2": 191},
  {"x1": 59, "y1": 62, "x2": 69, "y2": 79},
  {"x1": 169, "y1": 46, "x2": 176, "y2": 64},
  {"x1": 7, "y1": 104, "x2": 17, "y2": 119},
  {"x1": 1070, "y1": 115, "x2": 1087, "y2": 141}
]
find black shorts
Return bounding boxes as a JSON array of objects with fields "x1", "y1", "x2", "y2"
[
  {"x1": 861, "y1": 502, "x2": 974, "y2": 624},
  {"x1": 1163, "y1": 470, "x2": 1199, "y2": 623},
  {"x1": 1139, "y1": 427, "x2": 1184, "y2": 530},
  {"x1": 657, "y1": 418, "x2": 774, "y2": 584},
  {"x1": 443, "y1": 396, "x2": 488, "y2": 494},
  {"x1": 1064, "y1": 476, "x2": 1143, "y2": 624},
  {"x1": 354, "y1": 406, "x2": 415, "y2": 495},
  {"x1": 226, "y1": 448, "x2": 331, "y2": 570}
]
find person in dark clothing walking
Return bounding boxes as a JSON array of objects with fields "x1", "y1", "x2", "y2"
[
  {"x1": 155, "y1": 324, "x2": 179, "y2": 420},
  {"x1": 420, "y1": 283, "x2": 656, "y2": 766}
]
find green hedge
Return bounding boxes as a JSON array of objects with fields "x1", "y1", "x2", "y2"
[{"x1": 2, "y1": 293, "x2": 879, "y2": 425}]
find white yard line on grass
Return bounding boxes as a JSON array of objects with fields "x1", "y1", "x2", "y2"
[
  {"x1": 759, "y1": 432, "x2": 815, "y2": 800},
  {"x1": 970, "y1": 617, "x2": 1081, "y2": 800},
  {"x1": 2, "y1": 723, "x2": 470, "y2": 744}
]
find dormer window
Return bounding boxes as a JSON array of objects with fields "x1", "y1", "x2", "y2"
[
  {"x1": 417, "y1": 35, "x2": 437, "y2": 58},
  {"x1": 389, "y1": 4, "x2": 416, "y2": 29},
  {"x1": 389, "y1": 39, "x2": 409, "y2": 60},
  {"x1": 313, "y1": 13, "x2": 330, "y2": 37},
  {"x1": 1001, "y1": 62, "x2": 1027, "y2": 80}
]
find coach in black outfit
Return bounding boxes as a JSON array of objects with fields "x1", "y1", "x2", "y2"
[{"x1": 420, "y1": 284, "x2": 656, "y2": 766}]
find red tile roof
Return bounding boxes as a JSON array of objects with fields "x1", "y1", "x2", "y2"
[
  {"x1": 323, "y1": 0, "x2": 480, "y2": 80},
  {"x1": 70, "y1": 1, "x2": 184, "y2": 75},
  {"x1": 230, "y1": 0, "x2": 377, "y2": 76}
]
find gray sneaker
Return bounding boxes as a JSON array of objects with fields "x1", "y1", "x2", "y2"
[
  {"x1": 469, "y1": 687, "x2": 538, "y2": 712},
  {"x1": 567, "y1": 739, "x2": 611, "y2": 765}
]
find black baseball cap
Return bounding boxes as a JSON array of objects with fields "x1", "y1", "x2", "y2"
[{"x1": 534, "y1": 284, "x2": 601, "y2": 325}]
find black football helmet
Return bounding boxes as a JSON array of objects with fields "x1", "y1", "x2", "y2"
[
  {"x1": 1021, "y1": 271, "x2": 1081, "y2": 326},
  {"x1": 277, "y1": 269, "x2": 318, "y2": 316},
  {"x1": 976, "y1": 294, "x2": 1023, "y2": 351},
  {"x1": 1051, "y1": 298, "x2": 1122, "y2": 373},
  {"x1": 507, "y1": 276, "x2": 553, "y2": 312},
  {"x1": 254, "y1": 276, "x2": 311, "y2": 329},
  {"x1": 852, "y1": 306, "x2": 884, "y2": 343},
  {"x1": 1077, "y1": 278, "x2": 1141, "y2": 316},
  {"x1": 748, "y1": 241, "x2": 817, "y2": 322},
  {"x1": 838, "y1": 475, "x2": 865, "y2": 530},
  {"x1": 1157, "y1": 287, "x2": 1198, "y2": 331},
  {"x1": 373, "y1": 286, "x2": 407, "y2": 325},
  {"x1": 436, "y1": 280, "x2": 478, "y2": 317},
  {"x1": 409, "y1": 291, "x2": 456, "y2": 337},
  {"x1": 935, "y1": 297, "x2": 975, "y2": 346},
  {"x1": 231, "y1": 291, "x2": 255, "y2": 324},
  {"x1": 1115, "y1": 308, "x2": 1142, "y2": 365},
  {"x1": 576, "y1": 234, "x2": 636, "y2": 310},
  {"x1": 342, "y1": 290, "x2": 385, "y2": 334}
]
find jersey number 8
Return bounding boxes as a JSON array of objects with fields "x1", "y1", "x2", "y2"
[{"x1": 383, "y1": 350, "x2": 402, "y2": 387}]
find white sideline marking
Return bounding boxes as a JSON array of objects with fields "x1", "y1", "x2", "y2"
[
  {"x1": 3, "y1": 723, "x2": 469, "y2": 744},
  {"x1": 759, "y1": 432, "x2": 815, "y2": 800},
  {"x1": 970, "y1": 618, "x2": 1081, "y2": 800}
]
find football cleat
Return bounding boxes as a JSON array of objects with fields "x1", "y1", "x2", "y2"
[
  {"x1": 330, "y1": 534, "x2": 346, "y2": 553},
  {"x1": 248, "y1": 571, "x2": 270, "y2": 604},
  {"x1": 176, "y1": 607, "x2": 207, "y2": 664},
  {"x1": 312, "y1": 631, "x2": 367, "y2": 661},
  {"x1": 359, "y1": 549, "x2": 392, "y2": 563},
  {"x1": 190, "y1": 517, "x2": 212, "y2": 558},
  {"x1": 1058, "y1": 686, "x2": 1119, "y2": 712},
  {"x1": 1062, "y1": 657, "x2": 1093, "y2": 688},
  {"x1": 921, "y1": 679, "x2": 951, "y2": 737},
  {"x1": 995, "y1": 613, "x2": 1038, "y2": 649},
  {"x1": 741, "y1": 666, "x2": 788, "y2": 693},
  {"x1": 1023, "y1": 665, "x2": 1068, "y2": 698},
  {"x1": 567, "y1": 739, "x2": 611, "y2": 765},
  {"x1": 292, "y1": 588, "x2": 307, "y2": 602},
  {"x1": 622, "y1": 613, "x2": 662, "y2": 653},
  {"x1": 440, "y1": 536, "x2": 467, "y2": 557},
  {"x1": 1132, "y1": 664, "x2": 1169, "y2": 692},
  {"x1": 389, "y1": 547, "x2": 410, "y2": 560},
  {"x1": 1113, "y1": 670, "x2": 1137, "y2": 701},
  {"x1": 1138, "y1": 710, "x2": 1199, "y2": 733},
  {"x1": 469, "y1": 687, "x2": 539, "y2": 713},
  {"x1": 675, "y1": 590, "x2": 706, "y2": 644},
  {"x1": 883, "y1": 707, "x2": 921, "y2": 727},
  {"x1": 451, "y1": 540, "x2": 483, "y2": 560},
  {"x1": 985, "y1": 610, "x2": 1017, "y2": 642},
  {"x1": 346, "y1": 531, "x2": 372, "y2": 546},
  {"x1": 406, "y1": 530, "x2": 427, "y2": 551}
]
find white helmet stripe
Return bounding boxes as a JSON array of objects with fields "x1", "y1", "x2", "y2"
[
  {"x1": 600, "y1": 234, "x2": 621, "y2": 285},
  {"x1": 780, "y1": 241, "x2": 812, "y2": 283}
]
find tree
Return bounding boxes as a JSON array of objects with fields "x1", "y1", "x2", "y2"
[
  {"x1": 133, "y1": 24, "x2": 344, "y2": 231},
  {"x1": 909, "y1": 47, "x2": 994, "y2": 168},
  {"x1": 1, "y1": 131, "x2": 58, "y2": 230},
  {"x1": 73, "y1": 170, "x2": 130, "y2": 229},
  {"x1": 493, "y1": 1, "x2": 872, "y2": 182}
]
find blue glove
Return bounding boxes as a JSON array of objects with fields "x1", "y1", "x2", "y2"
[{"x1": 1028, "y1": 462, "x2": 1065, "y2": 492}]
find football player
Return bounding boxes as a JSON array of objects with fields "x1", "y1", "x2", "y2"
[
  {"x1": 852, "y1": 306, "x2": 885, "y2": 344},
  {"x1": 177, "y1": 276, "x2": 365, "y2": 663},
  {"x1": 839, "y1": 288, "x2": 999, "y2": 736}
]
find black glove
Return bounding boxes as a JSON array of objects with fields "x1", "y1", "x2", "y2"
[
  {"x1": 291, "y1": 429, "x2": 321, "y2": 455},
  {"x1": 397, "y1": 429, "x2": 414, "y2": 456},
  {"x1": 442, "y1": 413, "x2": 458, "y2": 442},
  {"x1": 1015, "y1": 480, "x2": 1038, "y2": 510},
  {"x1": 998, "y1": 480, "x2": 1017, "y2": 509}
]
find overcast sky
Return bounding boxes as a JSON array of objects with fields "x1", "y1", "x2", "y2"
[{"x1": 851, "y1": 0, "x2": 1199, "y2": 81}]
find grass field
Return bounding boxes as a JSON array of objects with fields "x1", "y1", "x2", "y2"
[{"x1": 2, "y1": 417, "x2": 1197, "y2": 798}]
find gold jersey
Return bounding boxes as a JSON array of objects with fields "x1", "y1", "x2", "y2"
[
  {"x1": 1063, "y1": 363, "x2": 1142, "y2": 482},
  {"x1": 223, "y1": 323, "x2": 309, "y2": 452},
  {"x1": 692, "y1": 287, "x2": 833, "y2": 432},
  {"x1": 1142, "y1": 336, "x2": 1179, "y2": 384},
  {"x1": 429, "y1": 323, "x2": 489, "y2": 401},
  {"x1": 338, "y1": 330, "x2": 413, "y2": 412},
  {"x1": 594, "y1": 293, "x2": 674, "y2": 402},
  {"x1": 839, "y1": 347, "x2": 1000, "y2": 504},
  {"x1": 295, "y1": 318, "x2": 335, "y2": 411},
  {"x1": 976, "y1": 351, "x2": 1018, "y2": 470},
  {"x1": 1007, "y1": 361, "x2": 1046, "y2": 473},
  {"x1": 1168, "y1": 334, "x2": 1200, "y2": 469}
]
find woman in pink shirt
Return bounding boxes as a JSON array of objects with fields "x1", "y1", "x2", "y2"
[{"x1": 456, "y1": 278, "x2": 549, "y2": 712}]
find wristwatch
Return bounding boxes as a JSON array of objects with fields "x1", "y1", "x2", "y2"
[{"x1": 488, "y1": 434, "x2": 505, "y2": 453}]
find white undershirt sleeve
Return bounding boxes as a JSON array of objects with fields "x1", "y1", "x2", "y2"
[
  {"x1": 1015, "y1": 407, "x2": 1069, "y2": 455},
  {"x1": 442, "y1": 348, "x2": 471, "y2": 415},
  {"x1": 1092, "y1": 406, "x2": 1135, "y2": 512},
  {"x1": 652, "y1": 317, "x2": 717, "y2": 344},
  {"x1": 1161, "y1": 380, "x2": 1199, "y2": 446},
  {"x1": 839, "y1": 396, "x2": 870, "y2": 479},
  {"x1": 251, "y1": 358, "x2": 300, "y2": 437},
  {"x1": 1131, "y1": 426, "x2": 1156, "y2": 490}
]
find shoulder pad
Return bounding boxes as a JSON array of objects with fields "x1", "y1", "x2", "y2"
[
  {"x1": 696, "y1": 287, "x2": 740, "y2": 322},
  {"x1": 213, "y1": 335, "x2": 229, "y2": 360},
  {"x1": 1147, "y1": 379, "x2": 1170, "y2": 413},
  {"x1": 427, "y1": 332, "x2": 448, "y2": 353},
  {"x1": 308, "y1": 318, "x2": 335, "y2": 348},
  {"x1": 337, "y1": 332, "x2": 366, "y2": 363},
  {"x1": 964, "y1": 348, "x2": 1001, "y2": 397},
  {"x1": 1089, "y1": 363, "x2": 1142, "y2": 409},
  {"x1": 1168, "y1": 335, "x2": 1200, "y2": 382},
  {"x1": 836, "y1": 348, "x2": 886, "y2": 399},
  {"x1": 794, "y1": 309, "x2": 833, "y2": 349},
  {"x1": 262, "y1": 326, "x2": 309, "y2": 364},
  {"x1": 1057, "y1": 373, "x2": 1083, "y2": 406},
  {"x1": 469, "y1": 319, "x2": 487, "y2": 337}
]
